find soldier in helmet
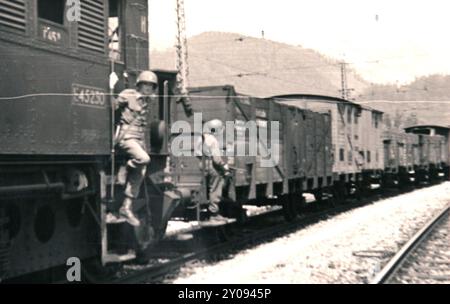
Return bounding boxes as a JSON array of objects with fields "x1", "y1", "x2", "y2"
[
  {"x1": 195, "y1": 119, "x2": 232, "y2": 218},
  {"x1": 114, "y1": 70, "x2": 158, "y2": 226}
]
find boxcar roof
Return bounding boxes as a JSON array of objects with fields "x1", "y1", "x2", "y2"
[
  {"x1": 405, "y1": 125, "x2": 450, "y2": 131},
  {"x1": 271, "y1": 94, "x2": 384, "y2": 114},
  {"x1": 270, "y1": 94, "x2": 351, "y2": 103},
  {"x1": 189, "y1": 85, "x2": 235, "y2": 92},
  {"x1": 152, "y1": 69, "x2": 178, "y2": 75}
]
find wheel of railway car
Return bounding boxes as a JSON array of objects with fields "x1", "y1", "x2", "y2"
[
  {"x1": 355, "y1": 183, "x2": 370, "y2": 201},
  {"x1": 134, "y1": 247, "x2": 153, "y2": 265},
  {"x1": 327, "y1": 190, "x2": 338, "y2": 208},
  {"x1": 4, "y1": 202, "x2": 21, "y2": 240},
  {"x1": 34, "y1": 204, "x2": 55, "y2": 244},
  {"x1": 216, "y1": 225, "x2": 235, "y2": 242},
  {"x1": 220, "y1": 197, "x2": 248, "y2": 224},
  {"x1": 235, "y1": 207, "x2": 248, "y2": 224},
  {"x1": 332, "y1": 186, "x2": 345, "y2": 205},
  {"x1": 199, "y1": 225, "x2": 233, "y2": 245},
  {"x1": 282, "y1": 194, "x2": 298, "y2": 222},
  {"x1": 294, "y1": 194, "x2": 303, "y2": 215},
  {"x1": 341, "y1": 183, "x2": 350, "y2": 203},
  {"x1": 350, "y1": 182, "x2": 364, "y2": 201}
]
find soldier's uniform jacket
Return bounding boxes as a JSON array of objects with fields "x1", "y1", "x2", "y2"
[
  {"x1": 116, "y1": 89, "x2": 149, "y2": 140},
  {"x1": 195, "y1": 133, "x2": 227, "y2": 174}
]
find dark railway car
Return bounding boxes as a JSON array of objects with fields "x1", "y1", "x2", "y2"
[
  {"x1": 417, "y1": 134, "x2": 446, "y2": 182},
  {"x1": 382, "y1": 131, "x2": 419, "y2": 187},
  {"x1": 0, "y1": 0, "x2": 184, "y2": 280},
  {"x1": 405, "y1": 125, "x2": 450, "y2": 181},
  {"x1": 171, "y1": 86, "x2": 333, "y2": 221}
]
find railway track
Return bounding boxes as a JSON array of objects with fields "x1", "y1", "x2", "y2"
[
  {"x1": 110, "y1": 195, "x2": 387, "y2": 284},
  {"x1": 370, "y1": 204, "x2": 450, "y2": 284},
  {"x1": 2, "y1": 186, "x2": 421, "y2": 283}
]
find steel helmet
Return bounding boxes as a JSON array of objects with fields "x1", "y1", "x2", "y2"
[
  {"x1": 204, "y1": 119, "x2": 224, "y2": 134},
  {"x1": 136, "y1": 70, "x2": 158, "y2": 86}
]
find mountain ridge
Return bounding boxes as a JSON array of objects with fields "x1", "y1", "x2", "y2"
[
  {"x1": 151, "y1": 31, "x2": 450, "y2": 127},
  {"x1": 151, "y1": 31, "x2": 368, "y2": 98}
]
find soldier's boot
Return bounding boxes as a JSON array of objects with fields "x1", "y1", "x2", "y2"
[
  {"x1": 119, "y1": 197, "x2": 141, "y2": 227},
  {"x1": 207, "y1": 201, "x2": 220, "y2": 215}
]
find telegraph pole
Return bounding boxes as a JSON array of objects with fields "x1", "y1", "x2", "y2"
[
  {"x1": 174, "y1": 0, "x2": 193, "y2": 117},
  {"x1": 339, "y1": 61, "x2": 356, "y2": 100},
  {"x1": 176, "y1": 0, "x2": 189, "y2": 97},
  {"x1": 340, "y1": 61, "x2": 349, "y2": 100}
]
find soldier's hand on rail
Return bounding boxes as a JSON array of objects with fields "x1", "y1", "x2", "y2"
[
  {"x1": 177, "y1": 96, "x2": 194, "y2": 117},
  {"x1": 223, "y1": 165, "x2": 233, "y2": 179},
  {"x1": 109, "y1": 72, "x2": 119, "y2": 90}
]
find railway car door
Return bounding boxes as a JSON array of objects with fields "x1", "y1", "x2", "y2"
[
  {"x1": 286, "y1": 107, "x2": 299, "y2": 177},
  {"x1": 383, "y1": 138, "x2": 392, "y2": 168},
  {"x1": 324, "y1": 113, "x2": 333, "y2": 177},
  {"x1": 305, "y1": 112, "x2": 316, "y2": 178},
  {"x1": 413, "y1": 142, "x2": 420, "y2": 168},
  {"x1": 398, "y1": 141, "x2": 406, "y2": 168}
]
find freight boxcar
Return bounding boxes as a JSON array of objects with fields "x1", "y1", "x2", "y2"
[
  {"x1": 405, "y1": 125, "x2": 450, "y2": 181},
  {"x1": 171, "y1": 86, "x2": 333, "y2": 221},
  {"x1": 382, "y1": 131, "x2": 419, "y2": 187},
  {"x1": 272, "y1": 94, "x2": 384, "y2": 196}
]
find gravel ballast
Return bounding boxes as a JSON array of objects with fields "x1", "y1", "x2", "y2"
[{"x1": 167, "y1": 182, "x2": 450, "y2": 284}]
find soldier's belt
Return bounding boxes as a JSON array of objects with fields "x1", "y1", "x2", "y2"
[{"x1": 122, "y1": 125, "x2": 145, "y2": 133}]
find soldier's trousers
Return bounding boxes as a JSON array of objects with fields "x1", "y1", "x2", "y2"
[
  {"x1": 205, "y1": 167, "x2": 225, "y2": 214},
  {"x1": 118, "y1": 138, "x2": 151, "y2": 199}
]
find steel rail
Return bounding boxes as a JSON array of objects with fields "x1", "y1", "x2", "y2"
[{"x1": 370, "y1": 204, "x2": 449, "y2": 284}]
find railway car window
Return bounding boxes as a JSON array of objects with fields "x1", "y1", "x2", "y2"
[
  {"x1": 348, "y1": 151, "x2": 353, "y2": 164},
  {"x1": 372, "y1": 113, "x2": 379, "y2": 129},
  {"x1": 109, "y1": 0, "x2": 122, "y2": 61},
  {"x1": 367, "y1": 151, "x2": 371, "y2": 163},
  {"x1": 339, "y1": 148, "x2": 345, "y2": 162},
  {"x1": 331, "y1": 145, "x2": 335, "y2": 162},
  {"x1": 38, "y1": 0, "x2": 66, "y2": 24},
  {"x1": 347, "y1": 107, "x2": 352, "y2": 124}
]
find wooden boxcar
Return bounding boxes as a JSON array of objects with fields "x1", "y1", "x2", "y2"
[
  {"x1": 272, "y1": 94, "x2": 384, "y2": 193},
  {"x1": 171, "y1": 86, "x2": 333, "y2": 219},
  {"x1": 382, "y1": 131, "x2": 420, "y2": 186},
  {"x1": 405, "y1": 125, "x2": 450, "y2": 181}
]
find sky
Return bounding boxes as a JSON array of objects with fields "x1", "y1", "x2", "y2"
[{"x1": 148, "y1": 0, "x2": 450, "y2": 84}]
